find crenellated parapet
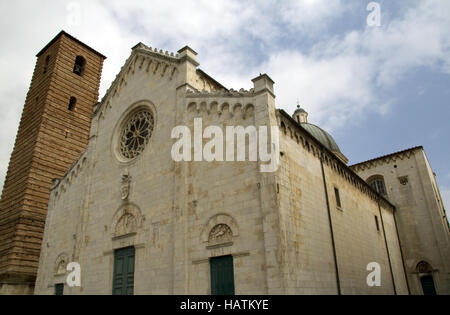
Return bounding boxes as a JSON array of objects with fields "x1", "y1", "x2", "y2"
[
  {"x1": 186, "y1": 88, "x2": 255, "y2": 98},
  {"x1": 132, "y1": 42, "x2": 180, "y2": 59},
  {"x1": 185, "y1": 97, "x2": 255, "y2": 121}
]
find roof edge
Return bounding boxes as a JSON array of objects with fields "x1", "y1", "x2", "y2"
[
  {"x1": 350, "y1": 146, "x2": 424, "y2": 168},
  {"x1": 197, "y1": 69, "x2": 228, "y2": 91},
  {"x1": 278, "y1": 109, "x2": 395, "y2": 210},
  {"x1": 36, "y1": 30, "x2": 107, "y2": 59}
]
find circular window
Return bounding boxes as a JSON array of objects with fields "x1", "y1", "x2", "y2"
[{"x1": 119, "y1": 109, "x2": 154, "y2": 160}]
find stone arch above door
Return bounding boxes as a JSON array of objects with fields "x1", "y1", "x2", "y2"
[
  {"x1": 54, "y1": 253, "x2": 69, "y2": 275},
  {"x1": 201, "y1": 213, "x2": 239, "y2": 245},
  {"x1": 111, "y1": 203, "x2": 144, "y2": 238}
]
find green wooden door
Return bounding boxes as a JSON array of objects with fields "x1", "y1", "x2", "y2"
[
  {"x1": 54, "y1": 283, "x2": 64, "y2": 295},
  {"x1": 113, "y1": 247, "x2": 135, "y2": 295},
  {"x1": 421, "y1": 276, "x2": 437, "y2": 295},
  {"x1": 210, "y1": 255, "x2": 235, "y2": 295}
]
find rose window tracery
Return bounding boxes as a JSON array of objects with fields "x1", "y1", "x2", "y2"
[{"x1": 119, "y1": 110, "x2": 154, "y2": 159}]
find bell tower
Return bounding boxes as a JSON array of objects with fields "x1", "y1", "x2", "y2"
[{"x1": 0, "y1": 31, "x2": 106, "y2": 294}]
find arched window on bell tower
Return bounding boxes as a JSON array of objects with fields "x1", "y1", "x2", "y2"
[
  {"x1": 73, "y1": 56, "x2": 86, "y2": 76},
  {"x1": 43, "y1": 55, "x2": 50, "y2": 74}
]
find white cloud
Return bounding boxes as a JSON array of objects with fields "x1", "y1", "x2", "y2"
[
  {"x1": 250, "y1": 0, "x2": 450, "y2": 131},
  {"x1": 0, "y1": 0, "x2": 450, "y2": 193},
  {"x1": 259, "y1": 51, "x2": 375, "y2": 130},
  {"x1": 0, "y1": 0, "x2": 139, "y2": 192},
  {"x1": 0, "y1": 0, "x2": 354, "y2": 192},
  {"x1": 279, "y1": 0, "x2": 348, "y2": 34}
]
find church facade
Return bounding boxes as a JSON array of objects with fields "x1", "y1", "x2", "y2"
[
  {"x1": 1, "y1": 32, "x2": 448, "y2": 295},
  {"x1": 32, "y1": 35, "x2": 450, "y2": 295},
  {"x1": 352, "y1": 147, "x2": 450, "y2": 295}
]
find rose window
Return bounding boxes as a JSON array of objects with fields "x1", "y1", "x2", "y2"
[{"x1": 119, "y1": 110, "x2": 154, "y2": 159}]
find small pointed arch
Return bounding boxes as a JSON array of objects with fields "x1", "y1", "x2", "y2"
[
  {"x1": 187, "y1": 102, "x2": 197, "y2": 112},
  {"x1": 280, "y1": 121, "x2": 287, "y2": 135},
  {"x1": 416, "y1": 261, "x2": 434, "y2": 274},
  {"x1": 287, "y1": 126, "x2": 293, "y2": 138},
  {"x1": 199, "y1": 102, "x2": 208, "y2": 113},
  {"x1": 220, "y1": 102, "x2": 230, "y2": 113},
  {"x1": 232, "y1": 103, "x2": 243, "y2": 114},
  {"x1": 209, "y1": 101, "x2": 219, "y2": 113},
  {"x1": 73, "y1": 55, "x2": 86, "y2": 76},
  {"x1": 244, "y1": 104, "x2": 254, "y2": 115}
]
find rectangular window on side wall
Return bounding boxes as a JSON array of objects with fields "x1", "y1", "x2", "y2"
[
  {"x1": 375, "y1": 215, "x2": 380, "y2": 232},
  {"x1": 334, "y1": 187, "x2": 342, "y2": 209}
]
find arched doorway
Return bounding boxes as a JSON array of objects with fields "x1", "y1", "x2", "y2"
[{"x1": 417, "y1": 261, "x2": 437, "y2": 295}]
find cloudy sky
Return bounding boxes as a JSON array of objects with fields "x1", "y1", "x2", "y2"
[{"x1": 0, "y1": 0, "x2": 449, "y2": 211}]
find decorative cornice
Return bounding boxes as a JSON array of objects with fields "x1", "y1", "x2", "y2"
[
  {"x1": 132, "y1": 43, "x2": 180, "y2": 63},
  {"x1": 186, "y1": 101, "x2": 255, "y2": 120},
  {"x1": 178, "y1": 54, "x2": 200, "y2": 67},
  {"x1": 186, "y1": 88, "x2": 255, "y2": 98},
  {"x1": 95, "y1": 47, "x2": 179, "y2": 119},
  {"x1": 350, "y1": 146, "x2": 422, "y2": 172},
  {"x1": 51, "y1": 150, "x2": 89, "y2": 198}
]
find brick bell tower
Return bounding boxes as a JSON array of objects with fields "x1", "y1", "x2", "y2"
[{"x1": 0, "y1": 31, "x2": 105, "y2": 294}]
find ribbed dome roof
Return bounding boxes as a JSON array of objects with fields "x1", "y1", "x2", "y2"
[{"x1": 300, "y1": 123, "x2": 341, "y2": 153}]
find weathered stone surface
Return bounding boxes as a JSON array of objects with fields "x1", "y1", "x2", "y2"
[
  {"x1": 34, "y1": 41, "x2": 417, "y2": 295},
  {"x1": 352, "y1": 147, "x2": 450, "y2": 295},
  {"x1": 0, "y1": 31, "x2": 104, "y2": 294},
  {"x1": 3, "y1": 32, "x2": 447, "y2": 296}
]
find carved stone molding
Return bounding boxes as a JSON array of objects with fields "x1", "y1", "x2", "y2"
[
  {"x1": 111, "y1": 203, "x2": 143, "y2": 238},
  {"x1": 417, "y1": 261, "x2": 433, "y2": 274},
  {"x1": 186, "y1": 88, "x2": 255, "y2": 98},
  {"x1": 121, "y1": 169, "x2": 131, "y2": 201},
  {"x1": 201, "y1": 213, "x2": 239, "y2": 246},
  {"x1": 115, "y1": 213, "x2": 137, "y2": 236},
  {"x1": 209, "y1": 224, "x2": 233, "y2": 243},
  {"x1": 54, "y1": 253, "x2": 69, "y2": 275},
  {"x1": 398, "y1": 176, "x2": 409, "y2": 186},
  {"x1": 187, "y1": 101, "x2": 255, "y2": 120},
  {"x1": 52, "y1": 153, "x2": 88, "y2": 198}
]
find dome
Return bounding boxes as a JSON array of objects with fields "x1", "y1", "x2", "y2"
[
  {"x1": 300, "y1": 123, "x2": 341, "y2": 153},
  {"x1": 291, "y1": 105, "x2": 348, "y2": 164}
]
